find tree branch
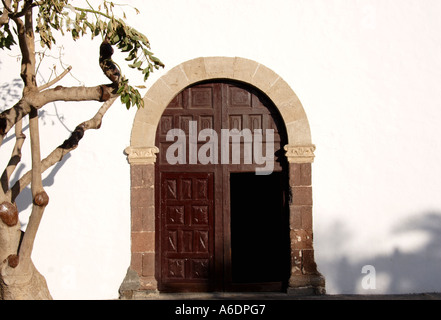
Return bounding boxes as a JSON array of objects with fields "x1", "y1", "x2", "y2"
[
  {"x1": 0, "y1": 84, "x2": 117, "y2": 141},
  {"x1": 0, "y1": 119, "x2": 25, "y2": 196},
  {"x1": 11, "y1": 4, "x2": 36, "y2": 89},
  {"x1": 0, "y1": 93, "x2": 28, "y2": 146},
  {"x1": 8, "y1": 97, "x2": 117, "y2": 203},
  {"x1": 33, "y1": 84, "x2": 116, "y2": 106},
  {"x1": 37, "y1": 65, "x2": 72, "y2": 91},
  {"x1": 0, "y1": 0, "x2": 11, "y2": 26},
  {"x1": 5, "y1": 4, "x2": 45, "y2": 265},
  {"x1": 7, "y1": 0, "x2": 35, "y2": 19},
  {"x1": 18, "y1": 106, "x2": 47, "y2": 262}
]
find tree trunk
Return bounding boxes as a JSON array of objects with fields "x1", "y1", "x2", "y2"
[
  {"x1": 0, "y1": 204, "x2": 52, "y2": 300},
  {"x1": 0, "y1": 260, "x2": 52, "y2": 300}
]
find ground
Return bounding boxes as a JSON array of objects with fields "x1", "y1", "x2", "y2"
[{"x1": 122, "y1": 291, "x2": 441, "y2": 300}]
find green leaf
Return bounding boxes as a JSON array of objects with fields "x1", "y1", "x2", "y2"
[
  {"x1": 121, "y1": 43, "x2": 133, "y2": 52},
  {"x1": 144, "y1": 69, "x2": 150, "y2": 82},
  {"x1": 107, "y1": 20, "x2": 114, "y2": 34},
  {"x1": 150, "y1": 56, "x2": 164, "y2": 67},
  {"x1": 143, "y1": 48, "x2": 153, "y2": 56},
  {"x1": 0, "y1": 24, "x2": 17, "y2": 50},
  {"x1": 132, "y1": 60, "x2": 142, "y2": 69},
  {"x1": 116, "y1": 85, "x2": 125, "y2": 94},
  {"x1": 130, "y1": 93, "x2": 137, "y2": 104},
  {"x1": 120, "y1": 93, "x2": 129, "y2": 103},
  {"x1": 111, "y1": 33, "x2": 120, "y2": 44}
]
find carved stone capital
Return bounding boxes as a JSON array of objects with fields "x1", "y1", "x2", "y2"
[
  {"x1": 284, "y1": 145, "x2": 316, "y2": 163},
  {"x1": 125, "y1": 146, "x2": 159, "y2": 164}
]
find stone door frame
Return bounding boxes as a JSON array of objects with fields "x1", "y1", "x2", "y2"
[{"x1": 121, "y1": 57, "x2": 325, "y2": 297}]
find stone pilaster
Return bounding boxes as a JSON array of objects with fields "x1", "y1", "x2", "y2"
[
  {"x1": 284, "y1": 145, "x2": 316, "y2": 164},
  {"x1": 286, "y1": 145, "x2": 325, "y2": 295},
  {"x1": 124, "y1": 146, "x2": 159, "y2": 165},
  {"x1": 120, "y1": 147, "x2": 159, "y2": 298}
]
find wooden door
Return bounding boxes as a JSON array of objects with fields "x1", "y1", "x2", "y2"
[
  {"x1": 156, "y1": 82, "x2": 222, "y2": 292},
  {"x1": 159, "y1": 172, "x2": 215, "y2": 291},
  {"x1": 155, "y1": 81, "x2": 289, "y2": 292}
]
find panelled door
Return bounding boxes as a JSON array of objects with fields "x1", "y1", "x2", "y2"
[
  {"x1": 159, "y1": 172, "x2": 216, "y2": 291},
  {"x1": 155, "y1": 81, "x2": 289, "y2": 292}
]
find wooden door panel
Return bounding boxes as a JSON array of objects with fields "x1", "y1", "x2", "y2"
[
  {"x1": 160, "y1": 172, "x2": 215, "y2": 290},
  {"x1": 188, "y1": 86, "x2": 214, "y2": 109}
]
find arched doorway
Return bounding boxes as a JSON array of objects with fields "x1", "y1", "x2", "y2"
[
  {"x1": 122, "y1": 57, "x2": 325, "y2": 298},
  {"x1": 155, "y1": 81, "x2": 290, "y2": 292}
]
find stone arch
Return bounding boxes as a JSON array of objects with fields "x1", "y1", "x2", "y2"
[
  {"x1": 121, "y1": 57, "x2": 325, "y2": 298},
  {"x1": 127, "y1": 57, "x2": 315, "y2": 164}
]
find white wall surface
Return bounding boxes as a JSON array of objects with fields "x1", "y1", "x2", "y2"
[{"x1": 1, "y1": 0, "x2": 441, "y2": 298}]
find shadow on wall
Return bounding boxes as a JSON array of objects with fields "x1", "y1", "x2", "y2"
[
  {"x1": 0, "y1": 78, "x2": 23, "y2": 111},
  {"x1": 321, "y1": 212, "x2": 441, "y2": 294},
  {"x1": 12, "y1": 153, "x2": 72, "y2": 228},
  {"x1": 1, "y1": 77, "x2": 72, "y2": 144}
]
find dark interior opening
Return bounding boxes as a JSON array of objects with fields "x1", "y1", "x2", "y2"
[{"x1": 230, "y1": 172, "x2": 290, "y2": 284}]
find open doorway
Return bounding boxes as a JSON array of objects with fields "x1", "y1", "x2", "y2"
[{"x1": 229, "y1": 172, "x2": 290, "y2": 289}]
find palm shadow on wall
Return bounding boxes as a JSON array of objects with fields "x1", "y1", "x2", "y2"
[{"x1": 323, "y1": 212, "x2": 441, "y2": 294}]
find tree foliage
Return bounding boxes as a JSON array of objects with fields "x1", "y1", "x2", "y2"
[
  {"x1": 1, "y1": 0, "x2": 164, "y2": 109},
  {"x1": 0, "y1": 0, "x2": 163, "y2": 300}
]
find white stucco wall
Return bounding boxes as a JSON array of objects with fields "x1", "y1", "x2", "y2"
[{"x1": 1, "y1": 0, "x2": 441, "y2": 299}]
